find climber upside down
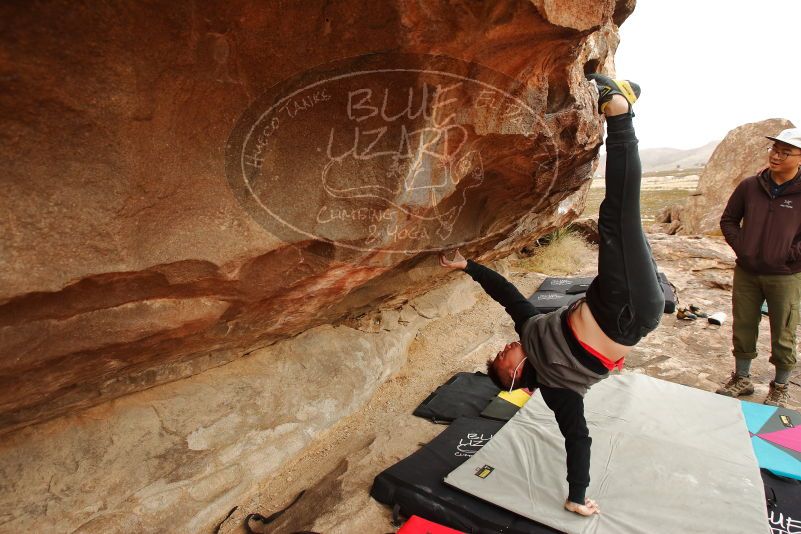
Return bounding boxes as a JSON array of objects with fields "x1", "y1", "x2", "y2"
[{"x1": 439, "y1": 74, "x2": 664, "y2": 517}]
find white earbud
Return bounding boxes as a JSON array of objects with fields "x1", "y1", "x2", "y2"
[{"x1": 509, "y1": 358, "x2": 526, "y2": 393}]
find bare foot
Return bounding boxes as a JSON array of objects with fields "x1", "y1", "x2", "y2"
[{"x1": 564, "y1": 498, "x2": 600, "y2": 516}]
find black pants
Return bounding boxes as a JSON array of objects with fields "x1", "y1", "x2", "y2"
[
  {"x1": 585, "y1": 114, "x2": 663, "y2": 346},
  {"x1": 463, "y1": 114, "x2": 663, "y2": 346}
]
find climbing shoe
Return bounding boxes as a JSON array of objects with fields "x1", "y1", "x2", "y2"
[
  {"x1": 715, "y1": 372, "x2": 755, "y2": 398},
  {"x1": 586, "y1": 73, "x2": 640, "y2": 114},
  {"x1": 689, "y1": 304, "x2": 708, "y2": 318},
  {"x1": 764, "y1": 381, "x2": 790, "y2": 407}
]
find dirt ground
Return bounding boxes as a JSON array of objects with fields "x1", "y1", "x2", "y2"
[{"x1": 217, "y1": 232, "x2": 800, "y2": 534}]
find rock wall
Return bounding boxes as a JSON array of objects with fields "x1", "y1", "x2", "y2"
[
  {"x1": 0, "y1": 0, "x2": 625, "y2": 434},
  {"x1": 0, "y1": 277, "x2": 479, "y2": 533},
  {"x1": 680, "y1": 118, "x2": 795, "y2": 235},
  {"x1": 0, "y1": 0, "x2": 633, "y2": 531}
]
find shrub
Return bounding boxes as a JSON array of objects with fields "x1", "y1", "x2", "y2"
[{"x1": 517, "y1": 229, "x2": 596, "y2": 275}]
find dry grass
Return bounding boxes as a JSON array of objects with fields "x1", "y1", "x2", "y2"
[
  {"x1": 585, "y1": 168, "x2": 703, "y2": 222},
  {"x1": 641, "y1": 167, "x2": 705, "y2": 178},
  {"x1": 584, "y1": 188, "x2": 692, "y2": 221},
  {"x1": 515, "y1": 230, "x2": 596, "y2": 275}
]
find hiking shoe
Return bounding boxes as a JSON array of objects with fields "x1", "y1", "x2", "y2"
[
  {"x1": 586, "y1": 73, "x2": 640, "y2": 114},
  {"x1": 676, "y1": 307, "x2": 697, "y2": 320},
  {"x1": 764, "y1": 381, "x2": 790, "y2": 407},
  {"x1": 715, "y1": 372, "x2": 755, "y2": 397}
]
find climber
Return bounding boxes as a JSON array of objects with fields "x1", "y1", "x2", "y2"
[{"x1": 439, "y1": 73, "x2": 664, "y2": 517}]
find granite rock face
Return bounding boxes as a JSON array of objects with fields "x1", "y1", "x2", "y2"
[
  {"x1": 570, "y1": 217, "x2": 600, "y2": 244},
  {"x1": 0, "y1": 0, "x2": 630, "y2": 433},
  {"x1": 679, "y1": 118, "x2": 795, "y2": 235},
  {"x1": 0, "y1": 278, "x2": 478, "y2": 534},
  {"x1": 0, "y1": 1, "x2": 633, "y2": 532}
]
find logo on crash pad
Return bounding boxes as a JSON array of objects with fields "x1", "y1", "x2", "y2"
[
  {"x1": 225, "y1": 52, "x2": 558, "y2": 258},
  {"x1": 475, "y1": 465, "x2": 495, "y2": 479}
]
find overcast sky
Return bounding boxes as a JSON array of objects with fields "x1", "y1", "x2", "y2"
[{"x1": 615, "y1": 0, "x2": 801, "y2": 149}]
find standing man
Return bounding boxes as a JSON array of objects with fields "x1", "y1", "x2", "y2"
[{"x1": 717, "y1": 128, "x2": 801, "y2": 407}]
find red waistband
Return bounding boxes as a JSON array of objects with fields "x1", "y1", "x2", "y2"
[{"x1": 566, "y1": 312, "x2": 625, "y2": 371}]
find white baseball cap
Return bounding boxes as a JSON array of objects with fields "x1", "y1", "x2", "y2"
[{"x1": 766, "y1": 128, "x2": 801, "y2": 150}]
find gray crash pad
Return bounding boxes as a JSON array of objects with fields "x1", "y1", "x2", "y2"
[{"x1": 444, "y1": 374, "x2": 769, "y2": 534}]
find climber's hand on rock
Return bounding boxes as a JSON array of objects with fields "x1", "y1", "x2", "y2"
[{"x1": 439, "y1": 250, "x2": 467, "y2": 270}]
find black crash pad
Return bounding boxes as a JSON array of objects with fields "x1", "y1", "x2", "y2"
[
  {"x1": 413, "y1": 372, "x2": 500, "y2": 423},
  {"x1": 373, "y1": 422, "x2": 795, "y2": 534},
  {"x1": 529, "y1": 272, "x2": 677, "y2": 314},
  {"x1": 371, "y1": 417, "x2": 561, "y2": 534},
  {"x1": 764, "y1": 469, "x2": 801, "y2": 533}
]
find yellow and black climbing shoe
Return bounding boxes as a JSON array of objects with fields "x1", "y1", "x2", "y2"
[{"x1": 586, "y1": 73, "x2": 640, "y2": 114}]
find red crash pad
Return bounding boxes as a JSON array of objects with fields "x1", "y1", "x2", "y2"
[{"x1": 397, "y1": 515, "x2": 466, "y2": 534}]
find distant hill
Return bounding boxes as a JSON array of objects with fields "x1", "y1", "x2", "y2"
[{"x1": 596, "y1": 140, "x2": 719, "y2": 176}]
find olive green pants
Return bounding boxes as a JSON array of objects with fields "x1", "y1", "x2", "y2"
[{"x1": 732, "y1": 266, "x2": 801, "y2": 371}]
